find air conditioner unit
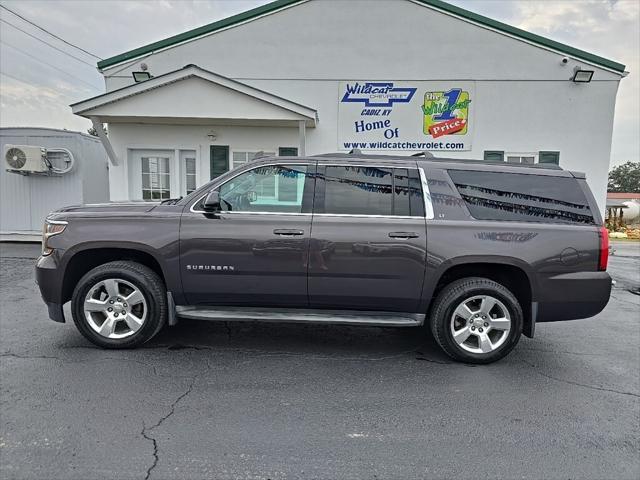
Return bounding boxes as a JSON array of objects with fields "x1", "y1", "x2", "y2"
[{"x1": 4, "y1": 145, "x2": 48, "y2": 173}]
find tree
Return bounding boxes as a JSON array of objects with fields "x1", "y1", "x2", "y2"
[
  {"x1": 87, "y1": 124, "x2": 107, "y2": 137},
  {"x1": 607, "y1": 161, "x2": 640, "y2": 193}
]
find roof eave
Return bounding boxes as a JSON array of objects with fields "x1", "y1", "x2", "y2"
[
  {"x1": 413, "y1": 0, "x2": 625, "y2": 74},
  {"x1": 72, "y1": 65, "x2": 318, "y2": 123},
  {"x1": 96, "y1": 0, "x2": 626, "y2": 75},
  {"x1": 97, "y1": 0, "x2": 305, "y2": 70}
]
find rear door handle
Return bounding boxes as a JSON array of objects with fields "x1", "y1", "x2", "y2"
[
  {"x1": 388, "y1": 231, "x2": 419, "y2": 239},
  {"x1": 273, "y1": 229, "x2": 304, "y2": 236}
]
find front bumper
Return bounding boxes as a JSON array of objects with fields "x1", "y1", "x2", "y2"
[
  {"x1": 536, "y1": 271, "x2": 612, "y2": 322},
  {"x1": 35, "y1": 253, "x2": 65, "y2": 322}
]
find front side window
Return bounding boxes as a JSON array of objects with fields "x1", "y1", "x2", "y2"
[
  {"x1": 319, "y1": 166, "x2": 424, "y2": 216},
  {"x1": 218, "y1": 164, "x2": 309, "y2": 213},
  {"x1": 141, "y1": 157, "x2": 170, "y2": 201}
]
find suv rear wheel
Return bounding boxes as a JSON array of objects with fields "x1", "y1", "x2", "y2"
[
  {"x1": 71, "y1": 261, "x2": 167, "y2": 348},
  {"x1": 429, "y1": 277, "x2": 523, "y2": 364}
]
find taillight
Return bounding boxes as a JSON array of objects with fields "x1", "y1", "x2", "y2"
[{"x1": 598, "y1": 226, "x2": 609, "y2": 271}]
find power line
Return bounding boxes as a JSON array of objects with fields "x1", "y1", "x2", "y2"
[
  {"x1": 0, "y1": 18, "x2": 96, "y2": 67},
  {"x1": 0, "y1": 70, "x2": 89, "y2": 102},
  {"x1": 0, "y1": 70, "x2": 59, "y2": 95},
  {"x1": 0, "y1": 3, "x2": 102, "y2": 60},
  {"x1": 2, "y1": 41, "x2": 102, "y2": 91}
]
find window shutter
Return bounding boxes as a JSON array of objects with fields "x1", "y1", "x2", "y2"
[
  {"x1": 209, "y1": 145, "x2": 229, "y2": 179},
  {"x1": 483, "y1": 151, "x2": 504, "y2": 162},
  {"x1": 278, "y1": 147, "x2": 298, "y2": 157},
  {"x1": 539, "y1": 151, "x2": 560, "y2": 165}
]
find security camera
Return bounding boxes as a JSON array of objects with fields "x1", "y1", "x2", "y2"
[{"x1": 561, "y1": 57, "x2": 569, "y2": 65}]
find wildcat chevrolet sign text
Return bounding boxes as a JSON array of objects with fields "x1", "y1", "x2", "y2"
[{"x1": 338, "y1": 81, "x2": 475, "y2": 151}]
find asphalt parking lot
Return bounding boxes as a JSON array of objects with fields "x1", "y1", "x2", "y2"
[{"x1": 1, "y1": 241, "x2": 638, "y2": 480}]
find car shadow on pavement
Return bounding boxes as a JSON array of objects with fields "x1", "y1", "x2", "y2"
[{"x1": 134, "y1": 319, "x2": 455, "y2": 364}]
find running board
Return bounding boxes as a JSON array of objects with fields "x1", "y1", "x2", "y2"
[{"x1": 175, "y1": 306, "x2": 425, "y2": 327}]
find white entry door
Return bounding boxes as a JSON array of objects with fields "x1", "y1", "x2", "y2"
[{"x1": 129, "y1": 149, "x2": 175, "y2": 201}]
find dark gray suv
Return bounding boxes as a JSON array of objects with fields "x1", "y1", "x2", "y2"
[{"x1": 35, "y1": 153, "x2": 611, "y2": 363}]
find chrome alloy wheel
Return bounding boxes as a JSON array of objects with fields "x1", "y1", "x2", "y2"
[
  {"x1": 83, "y1": 278, "x2": 147, "y2": 339},
  {"x1": 449, "y1": 295, "x2": 511, "y2": 354}
]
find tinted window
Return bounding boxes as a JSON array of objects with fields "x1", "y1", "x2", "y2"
[
  {"x1": 218, "y1": 164, "x2": 308, "y2": 213},
  {"x1": 320, "y1": 166, "x2": 424, "y2": 216},
  {"x1": 448, "y1": 170, "x2": 594, "y2": 224},
  {"x1": 394, "y1": 169, "x2": 425, "y2": 217}
]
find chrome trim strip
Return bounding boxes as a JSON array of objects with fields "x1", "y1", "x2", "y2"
[
  {"x1": 209, "y1": 211, "x2": 311, "y2": 216},
  {"x1": 313, "y1": 213, "x2": 423, "y2": 220},
  {"x1": 45, "y1": 219, "x2": 68, "y2": 225},
  {"x1": 418, "y1": 167, "x2": 435, "y2": 220}
]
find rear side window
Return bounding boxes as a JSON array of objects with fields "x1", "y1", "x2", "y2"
[
  {"x1": 448, "y1": 170, "x2": 594, "y2": 225},
  {"x1": 318, "y1": 166, "x2": 424, "y2": 216}
]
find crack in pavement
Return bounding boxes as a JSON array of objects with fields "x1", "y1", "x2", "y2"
[
  {"x1": 141, "y1": 375, "x2": 198, "y2": 480},
  {"x1": 521, "y1": 359, "x2": 640, "y2": 398},
  {"x1": 0, "y1": 351, "x2": 161, "y2": 376},
  {"x1": 0, "y1": 352, "x2": 60, "y2": 360},
  {"x1": 519, "y1": 347, "x2": 608, "y2": 357}
]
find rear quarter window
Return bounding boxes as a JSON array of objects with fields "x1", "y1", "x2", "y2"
[{"x1": 448, "y1": 170, "x2": 595, "y2": 225}]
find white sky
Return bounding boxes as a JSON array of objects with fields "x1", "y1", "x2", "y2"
[{"x1": 0, "y1": 0, "x2": 637, "y2": 166}]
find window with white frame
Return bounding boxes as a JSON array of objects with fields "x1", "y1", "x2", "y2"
[
  {"x1": 232, "y1": 151, "x2": 276, "y2": 169},
  {"x1": 141, "y1": 156, "x2": 171, "y2": 201},
  {"x1": 506, "y1": 152, "x2": 537, "y2": 164},
  {"x1": 180, "y1": 150, "x2": 197, "y2": 196}
]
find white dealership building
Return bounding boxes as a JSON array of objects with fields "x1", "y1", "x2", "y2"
[{"x1": 71, "y1": 0, "x2": 627, "y2": 210}]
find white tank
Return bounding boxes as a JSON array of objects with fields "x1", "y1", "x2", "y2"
[{"x1": 622, "y1": 200, "x2": 640, "y2": 222}]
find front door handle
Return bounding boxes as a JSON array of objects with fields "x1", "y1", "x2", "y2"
[
  {"x1": 273, "y1": 229, "x2": 304, "y2": 236},
  {"x1": 388, "y1": 231, "x2": 419, "y2": 239}
]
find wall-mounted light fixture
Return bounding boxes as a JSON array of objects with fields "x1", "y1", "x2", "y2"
[
  {"x1": 132, "y1": 71, "x2": 151, "y2": 82},
  {"x1": 207, "y1": 131, "x2": 217, "y2": 141},
  {"x1": 572, "y1": 69, "x2": 594, "y2": 83}
]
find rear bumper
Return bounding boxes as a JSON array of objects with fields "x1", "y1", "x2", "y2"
[{"x1": 536, "y1": 271, "x2": 612, "y2": 322}]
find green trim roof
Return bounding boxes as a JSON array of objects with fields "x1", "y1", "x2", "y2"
[{"x1": 98, "y1": 0, "x2": 626, "y2": 73}]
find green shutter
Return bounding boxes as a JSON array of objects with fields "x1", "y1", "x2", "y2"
[
  {"x1": 539, "y1": 151, "x2": 560, "y2": 165},
  {"x1": 484, "y1": 151, "x2": 504, "y2": 162},
  {"x1": 278, "y1": 147, "x2": 298, "y2": 157},
  {"x1": 209, "y1": 145, "x2": 229, "y2": 179}
]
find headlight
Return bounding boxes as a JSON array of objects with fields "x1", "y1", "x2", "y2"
[{"x1": 42, "y1": 219, "x2": 67, "y2": 256}]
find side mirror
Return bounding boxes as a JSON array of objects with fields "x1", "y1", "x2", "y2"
[{"x1": 203, "y1": 190, "x2": 221, "y2": 212}]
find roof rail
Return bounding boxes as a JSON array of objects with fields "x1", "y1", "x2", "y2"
[{"x1": 411, "y1": 151, "x2": 435, "y2": 158}]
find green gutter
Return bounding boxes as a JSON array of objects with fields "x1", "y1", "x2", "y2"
[
  {"x1": 416, "y1": 0, "x2": 625, "y2": 73},
  {"x1": 98, "y1": 0, "x2": 626, "y2": 73},
  {"x1": 97, "y1": 0, "x2": 304, "y2": 70}
]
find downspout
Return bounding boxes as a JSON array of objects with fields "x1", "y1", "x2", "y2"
[{"x1": 90, "y1": 116, "x2": 119, "y2": 166}]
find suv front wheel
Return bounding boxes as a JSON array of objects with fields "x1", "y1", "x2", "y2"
[
  {"x1": 71, "y1": 261, "x2": 167, "y2": 348},
  {"x1": 430, "y1": 277, "x2": 523, "y2": 364}
]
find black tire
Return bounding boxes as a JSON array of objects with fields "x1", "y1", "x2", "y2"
[
  {"x1": 429, "y1": 277, "x2": 523, "y2": 364},
  {"x1": 71, "y1": 261, "x2": 167, "y2": 348}
]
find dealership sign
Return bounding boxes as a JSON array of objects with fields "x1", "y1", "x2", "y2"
[{"x1": 338, "y1": 81, "x2": 475, "y2": 152}]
